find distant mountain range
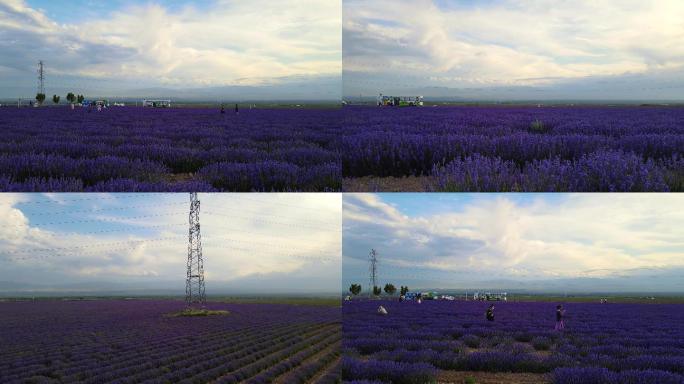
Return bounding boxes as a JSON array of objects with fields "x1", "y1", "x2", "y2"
[
  {"x1": 342, "y1": 272, "x2": 684, "y2": 295},
  {"x1": 0, "y1": 76, "x2": 341, "y2": 102},
  {"x1": 0, "y1": 269, "x2": 341, "y2": 297}
]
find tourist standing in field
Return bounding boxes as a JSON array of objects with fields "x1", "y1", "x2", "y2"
[
  {"x1": 486, "y1": 304, "x2": 495, "y2": 321},
  {"x1": 555, "y1": 305, "x2": 565, "y2": 330},
  {"x1": 235, "y1": 103, "x2": 239, "y2": 114}
]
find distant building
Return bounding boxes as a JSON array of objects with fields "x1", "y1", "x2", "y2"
[
  {"x1": 473, "y1": 292, "x2": 507, "y2": 301},
  {"x1": 81, "y1": 100, "x2": 109, "y2": 107},
  {"x1": 142, "y1": 99, "x2": 171, "y2": 108},
  {"x1": 377, "y1": 94, "x2": 424, "y2": 107}
]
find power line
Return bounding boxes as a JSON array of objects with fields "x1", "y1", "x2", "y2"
[
  {"x1": 208, "y1": 208, "x2": 339, "y2": 228},
  {"x1": 204, "y1": 244, "x2": 338, "y2": 262},
  {"x1": 210, "y1": 226, "x2": 341, "y2": 247},
  {"x1": 2, "y1": 194, "x2": 184, "y2": 206},
  {"x1": 207, "y1": 245, "x2": 341, "y2": 261},
  {"x1": 208, "y1": 224, "x2": 333, "y2": 240},
  {"x1": 8, "y1": 212, "x2": 186, "y2": 228},
  {"x1": 3, "y1": 238, "x2": 336, "y2": 263},
  {"x1": 216, "y1": 195, "x2": 336, "y2": 212},
  {"x1": 8, "y1": 220, "x2": 338, "y2": 244},
  {"x1": 46, "y1": 223, "x2": 187, "y2": 237},
  {"x1": 0, "y1": 236, "x2": 185, "y2": 255},
  {"x1": 0, "y1": 192, "x2": 340, "y2": 284},
  {"x1": 2, "y1": 239, "x2": 184, "y2": 262},
  {"x1": 203, "y1": 211, "x2": 339, "y2": 231},
  {"x1": 4, "y1": 195, "x2": 336, "y2": 224},
  {"x1": 16, "y1": 201, "x2": 187, "y2": 216},
  {"x1": 6, "y1": 223, "x2": 187, "y2": 238},
  {"x1": 6, "y1": 221, "x2": 338, "y2": 256},
  {"x1": 5, "y1": 196, "x2": 337, "y2": 229},
  {"x1": 202, "y1": 236, "x2": 339, "y2": 253}
]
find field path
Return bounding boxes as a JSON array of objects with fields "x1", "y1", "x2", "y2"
[
  {"x1": 308, "y1": 355, "x2": 341, "y2": 384},
  {"x1": 0, "y1": 300, "x2": 341, "y2": 383},
  {"x1": 438, "y1": 370, "x2": 549, "y2": 384},
  {"x1": 271, "y1": 338, "x2": 340, "y2": 384},
  {"x1": 209, "y1": 323, "x2": 339, "y2": 383},
  {"x1": 343, "y1": 176, "x2": 434, "y2": 192}
]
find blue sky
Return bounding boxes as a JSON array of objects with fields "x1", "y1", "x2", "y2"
[
  {"x1": 343, "y1": 0, "x2": 684, "y2": 101},
  {"x1": 343, "y1": 194, "x2": 684, "y2": 293},
  {"x1": 379, "y1": 193, "x2": 566, "y2": 217},
  {"x1": 0, "y1": 0, "x2": 341, "y2": 99},
  {"x1": 0, "y1": 193, "x2": 341, "y2": 295},
  {"x1": 25, "y1": 0, "x2": 210, "y2": 23}
]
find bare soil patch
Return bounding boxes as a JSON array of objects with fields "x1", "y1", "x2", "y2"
[
  {"x1": 306, "y1": 354, "x2": 341, "y2": 384},
  {"x1": 165, "y1": 172, "x2": 195, "y2": 183},
  {"x1": 438, "y1": 370, "x2": 550, "y2": 384},
  {"x1": 342, "y1": 175, "x2": 435, "y2": 192},
  {"x1": 273, "y1": 340, "x2": 340, "y2": 384}
]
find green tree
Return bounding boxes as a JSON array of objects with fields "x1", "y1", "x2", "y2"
[
  {"x1": 384, "y1": 283, "x2": 396, "y2": 296},
  {"x1": 400, "y1": 286, "x2": 409, "y2": 295},
  {"x1": 349, "y1": 284, "x2": 362, "y2": 296},
  {"x1": 373, "y1": 286, "x2": 382, "y2": 296},
  {"x1": 35, "y1": 93, "x2": 46, "y2": 105},
  {"x1": 66, "y1": 92, "x2": 75, "y2": 104},
  {"x1": 52, "y1": 94, "x2": 60, "y2": 104},
  {"x1": 77, "y1": 94, "x2": 84, "y2": 104}
]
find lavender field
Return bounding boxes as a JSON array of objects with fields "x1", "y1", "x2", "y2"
[
  {"x1": 0, "y1": 107, "x2": 341, "y2": 192},
  {"x1": 0, "y1": 300, "x2": 341, "y2": 383},
  {"x1": 342, "y1": 300, "x2": 684, "y2": 384},
  {"x1": 342, "y1": 106, "x2": 684, "y2": 192}
]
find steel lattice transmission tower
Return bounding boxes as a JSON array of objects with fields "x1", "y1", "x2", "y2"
[
  {"x1": 368, "y1": 249, "x2": 378, "y2": 298},
  {"x1": 37, "y1": 61, "x2": 44, "y2": 95},
  {"x1": 185, "y1": 192, "x2": 206, "y2": 307}
]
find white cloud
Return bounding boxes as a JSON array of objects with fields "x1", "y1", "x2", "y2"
[
  {"x1": 0, "y1": 0, "x2": 341, "y2": 88},
  {"x1": 0, "y1": 193, "x2": 342, "y2": 292},
  {"x1": 343, "y1": 0, "x2": 684, "y2": 96},
  {"x1": 343, "y1": 194, "x2": 684, "y2": 283}
]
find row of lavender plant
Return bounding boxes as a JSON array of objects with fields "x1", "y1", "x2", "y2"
[
  {"x1": 0, "y1": 107, "x2": 341, "y2": 191},
  {"x1": 342, "y1": 106, "x2": 684, "y2": 191},
  {"x1": 431, "y1": 151, "x2": 682, "y2": 192},
  {"x1": 0, "y1": 300, "x2": 341, "y2": 383},
  {"x1": 342, "y1": 300, "x2": 684, "y2": 383}
]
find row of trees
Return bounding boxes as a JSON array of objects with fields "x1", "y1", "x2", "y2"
[
  {"x1": 35, "y1": 92, "x2": 84, "y2": 105},
  {"x1": 349, "y1": 283, "x2": 410, "y2": 297}
]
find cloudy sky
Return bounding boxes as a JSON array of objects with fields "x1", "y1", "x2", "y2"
[
  {"x1": 0, "y1": 0, "x2": 341, "y2": 100},
  {"x1": 343, "y1": 194, "x2": 684, "y2": 293},
  {"x1": 344, "y1": 0, "x2": 684, "y2": 101},
  {"x1": 0, "y1": 193, "x2": 341, "y2": 295}
]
